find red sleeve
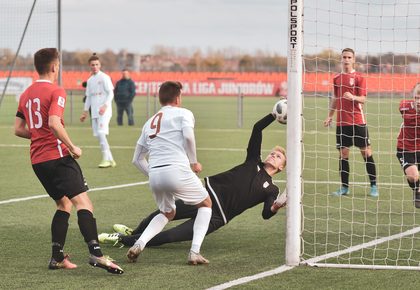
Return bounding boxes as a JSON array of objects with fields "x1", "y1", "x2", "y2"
[
  {"x1": 357, "y1": 74, "x2": 367, "y2": 97},
  {"x1": 16, "y1": 91, "x2": 26, "y2": 117},
  {"x1": 333, "y1": 77, "x2": 339, "y2": 97},
  {"x1": 49, "y1": 87, "x2": 66, "y2": 118}
]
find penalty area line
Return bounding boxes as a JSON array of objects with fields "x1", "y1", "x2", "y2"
[{"x1": 0, "y1": 181, "x2": 149, "y2": 205}]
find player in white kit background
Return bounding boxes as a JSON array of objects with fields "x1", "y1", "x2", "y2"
[
  {"x1": 80, "y1": 53, "x2": 116, "y2": 168},
  {"x1": 127, "y1": 81, "x2": 213, "y2": 265}
]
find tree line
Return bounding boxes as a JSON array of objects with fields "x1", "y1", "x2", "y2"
[{"x1": 0, "y1": 46, "x2": 417, "y2": 73}]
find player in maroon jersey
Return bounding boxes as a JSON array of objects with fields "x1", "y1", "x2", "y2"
[
  {"x1": 396, "y1": 83, "x2": 420, "y2": 208},
  {"x1": 323, "y1": 48, "x2": 378, "y2": 197},
  {"x1": 14, "y1": 48, "x2": 123, "y2": 274}
]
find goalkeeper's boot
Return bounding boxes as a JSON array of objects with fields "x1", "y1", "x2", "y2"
[
  {"x1": 113, "y1": 224, "x2": 133, "y2": 236},
  {"x1": 110, "y1": 160, "x2": 117, "y2": 167},
  {"x1": 127, "y1": 244, "x2": 142, "y2": 263},
  {"x1": 187, "y1": 250, "x2": 209, "y2": 265},
  {"x1": 89, "y1": 255, "x2": 124, "y2": 274},
  {"x1": 48, "y1": 254, "x2": 77, "y2": 270},
  {"x1": 98, "y1": 233, "x2": 123, "y2": 247},
  {"x1": 369, "y1": 185, "x2": 379, "y2": 197},
  {"x1": 414, "y1": 191, "x2": 420, "y2": 209},
  {"x1": 331, "y1": 186, "x2": 349, "y2": 196}
]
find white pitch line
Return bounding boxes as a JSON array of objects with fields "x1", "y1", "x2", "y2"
[
  {"x1": 0, "y1": 181, "x2": 149, "y2": 205},
  {"x1": 207, "y1": 265, "x2": 295, "y2": 290},
  {"x1": 303, "y1": 226, "x2": 420, "y2": 266}
]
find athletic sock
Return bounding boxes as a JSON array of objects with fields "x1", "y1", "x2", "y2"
[
  {"x1": 135, "y1": 213, "x2": 168, "y2": 251},
  {"x1": 77, "y1": 209, "x2": 103, "y2": 257},
  {"x1": 364, "y1": 155, "x2": 377, "y2": 186},
  {"x1": 51, "y1": 210, "x2": 70, "y2": 261},
  {"x1": 191, "y1": 207, "x2": 212, "y2": 253},
  {"x1": 97, "y1": 133, "x2": 113, "y2": 161},
  {"x1": 339, "y1": 158, "x2": 349, "y2": 188},
  {"x1": 408, "y1": 180, "x2": 420, "y2": 193}
]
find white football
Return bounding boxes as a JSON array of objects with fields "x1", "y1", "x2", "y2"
[{"x1": 273, "y1": 99, "x2": 287, "y2": 124}]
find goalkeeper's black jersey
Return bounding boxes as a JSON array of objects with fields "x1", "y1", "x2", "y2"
[{"x1": 205, "y1": 114, "x2": 279, "y2": 224}]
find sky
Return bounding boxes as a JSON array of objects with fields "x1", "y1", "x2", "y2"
[
  {"x1": 1, "y1": 0, "x2": 418, "y2": 57},
  {"x1": 62, "y1": 0, "x2": 289, "y2": 55}
]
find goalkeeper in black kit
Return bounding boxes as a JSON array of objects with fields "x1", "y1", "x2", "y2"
[{"x1": 99, "y1": 113, "x2": 287, "y2": 247}]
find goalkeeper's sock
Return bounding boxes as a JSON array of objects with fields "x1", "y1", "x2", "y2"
[
  {"x1": 364, "y1": 155, "x2": 377, "y2": 186},
  {"x1": 339, "y1": 158, "x2": 349, "y2": 188}
]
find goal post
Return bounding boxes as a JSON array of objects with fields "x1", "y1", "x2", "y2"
[
  {"x1": 285, "y1": 0, "x2": 303, "y2": 266},
  {"x1": 288, "y1": 0, "x2": 420, "y2": 270}
]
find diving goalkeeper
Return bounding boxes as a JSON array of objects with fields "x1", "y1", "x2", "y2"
[{"x1": 100, "y1": 113, "x2": 287, "y2": 247}]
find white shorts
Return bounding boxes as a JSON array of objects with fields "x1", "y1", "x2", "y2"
[
  {"x1": 91, "y1": 115, "x2": 111, "y2": 136},
  {"x1": 149, "y1": 164, "x2": 209, "y2": 213}
]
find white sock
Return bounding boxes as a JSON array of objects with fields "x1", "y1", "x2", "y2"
[
  {"x1": 97, "y1": 133, "x2": 113, "y2": 161},
  {"x1": 191, "y1": 207, "x2": 212, "y2": 253},
  {"x1": 135, "y1": 213, "x2": 168, "y2": 251}
]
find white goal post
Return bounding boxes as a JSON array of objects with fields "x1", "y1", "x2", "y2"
[{"x1": 286, "y1": 0, "x2": 420, "y2": 270}]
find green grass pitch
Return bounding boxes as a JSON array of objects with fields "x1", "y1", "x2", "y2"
[{"x1": 1, "y1": 94, "x2": 420, "y2": 289}]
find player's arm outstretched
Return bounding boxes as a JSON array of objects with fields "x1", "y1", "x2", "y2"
[{"x1": 246, "y1": 113, "x2": 276, "y2": 162}]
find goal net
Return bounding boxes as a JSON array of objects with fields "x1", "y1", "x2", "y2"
[
  {"x1": 297, "y1": 0, "x2": 420, "y2": 270},
  {"x1": 0, "y1": 0, "x2": 58, "y2": 112}
]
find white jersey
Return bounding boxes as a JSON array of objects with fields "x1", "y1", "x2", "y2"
[
  {"x1": 138, "y1": 105, "x2": 195, "y2": 168},
  {"x1": 84, "y1": 71, "x2": 114, "y2": 119}
]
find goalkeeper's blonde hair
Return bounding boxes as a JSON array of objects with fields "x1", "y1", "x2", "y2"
[{"x1": 273, "y1": 146, "x2": 287, "y2": 167}]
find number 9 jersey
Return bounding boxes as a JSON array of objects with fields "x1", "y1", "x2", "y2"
[
  {"x1": 137, "y1": 105, "x2": 195, "y2": 168},
  {"x1": 16, "y1": 80, "x2": 69, "y2": 164}
]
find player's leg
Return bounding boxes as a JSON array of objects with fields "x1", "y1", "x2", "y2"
[
  {"x1": 32, "y1": 158, "x2": 77, "y2": 270},
  {"x1": 49, "y1": 197, "x2": 77, "y2": 269},
  {"x1": 127, "y1": 169, "x2": 175, "y2": 262},
  {"x1": 116, "y1": 103, "x2": 124, "y2": 126},
  {"x1": 356, "y1": 125, "x2": 378, "y2": 197},
  {"x1": 188, "y1": 196, "x2": 212, "y2": 265},
  {"x1": 71, "y1": 192, "x2": 123, "y2": 274},
  {"x1": 131, "y1": 199, "x2": 198, "y2": 235},
  {"x1": 95, "y1": 115, "x2": 116, "y2": 168},
  {"x1": 397, "y1": 150, "x2": 420, "y2": 208},
  {"x1": 333, "y1": 126, "x2": 351, "y2": 195}
]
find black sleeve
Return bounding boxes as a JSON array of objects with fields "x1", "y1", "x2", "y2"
[
  {"x1": 114, "y1": 81, "x2": 119, "y2": 96},
  {"x1": 16, "y1": 111, "x2": 25, "y2": 120},
  {"x1": 245, "y1": 113, "x2": 276, "y2": 162},
  {"x1": 262, "y1": 188, "x2": 279, "y2": 219}
]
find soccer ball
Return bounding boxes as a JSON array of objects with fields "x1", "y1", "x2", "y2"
[{"x1": 272, "y1": 99, "x2": 287, "y2": 124}]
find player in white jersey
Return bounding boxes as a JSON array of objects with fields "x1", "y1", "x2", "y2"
[
  {"x1": 127, "y1": 81, "x2": 213, "y2": 265},
  {"x1": 80, "y1": 53, "x2": 116, "y2": 168}
]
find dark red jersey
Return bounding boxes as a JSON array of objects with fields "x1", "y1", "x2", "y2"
[
  {"x1": 333, "y1": 71, "x2": 367, "y2": 126},
  {"x1": 16, "y1": 80, "x2": 69, "y2": 164},
  {"x1": 397, "y1": 99, "x2": 420, "y2": 152}
]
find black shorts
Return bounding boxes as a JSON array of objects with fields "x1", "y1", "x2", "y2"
[
  {"x1": 336, "y1": 125, "x2": 371, "y2": 149},
  {"x1": 396, "y1": 149, "x2": 420, "y2": 171},
  {"x1": 32, "y1": 155, "x2": 89, "y2": 201}
]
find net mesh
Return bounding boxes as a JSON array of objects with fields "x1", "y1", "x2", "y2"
[{"x1": 301, "y1": 0, "x2": 420, "y2": 268}]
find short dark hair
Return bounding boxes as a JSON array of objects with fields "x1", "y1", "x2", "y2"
[
  {"x1": 34, "y1": 48, "x2": 59, "y2": 75},
  {"x1": 159, "y1": 81, "x2": 183, "y2": 105},
  {"x1": 88, "y1": 53, "x2": 99, "y2": 63},
  {"x1": 342, "y1": 48, "x2": 355, "y2": 56}
]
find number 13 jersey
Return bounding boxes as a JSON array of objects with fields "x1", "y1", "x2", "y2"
[
  {"x1": 16, "y1": 80, "x2": 69, "y2": 164},
  {"x1": 137, "y1": 105, "x2": 195, "y2": 168}
]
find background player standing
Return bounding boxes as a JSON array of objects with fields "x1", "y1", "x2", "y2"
[
  {"x1": 126, "y1": 81, "x2": 213, "y2": 265},
  {"x1": 397, "y1": 83, "x2": 420, "y2": 208},
  {"x1": 324, "y1": 48, "x2": 378, "y2": 197},
  {"x1": 14, "y1": 48, "x2": 123, "y2": 274},
  {"x1": 80, "y1": 53, "x2": 116, "y2": 168}
]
